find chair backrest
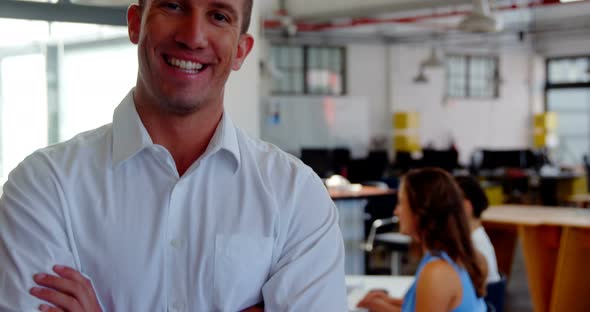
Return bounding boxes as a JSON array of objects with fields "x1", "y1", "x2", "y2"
[{"x1": 485, "y1": 275, "x2": 507, "y2": 312}]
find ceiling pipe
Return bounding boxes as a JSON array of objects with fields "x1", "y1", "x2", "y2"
[
  {"x1": 264, "y1": 0, "x2": 590, "y2": 33},
  {"x1": 286, "y1": 0, "x2": 471, "y2": 21}
]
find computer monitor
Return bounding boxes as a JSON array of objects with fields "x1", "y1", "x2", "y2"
[
  {"x1": 421, "y1": 148, "x2": 460, "y2": 172},
  {"x1": 300, "y1": 148, "x2": 333, "y2": 178},
  {"x1": 478, "y1": 149, "x2": 536, "y2": 170}
]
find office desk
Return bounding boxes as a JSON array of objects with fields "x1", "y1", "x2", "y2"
[
  {"x1": 330, "y1": 185, "x2": 396, "y2": 199},
  {"x1": 482, "y1": 205, "x2": 590, "y2": 312},
  {"x1": 331, "y1": 186, "x2": 396, "y2": 274},
  {"x1": 346, "y1": 275, "x2": 414, "y2": 311},
  {"x1": 478, "y1": 171, "x2": 586, "y2": 205},
  {"x1": 568, "y1": 193, "x2": 590, "y2": 208}
]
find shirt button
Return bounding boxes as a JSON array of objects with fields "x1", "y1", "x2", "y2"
[
  {"x1": 170, "y1": 239, "x2": 183, "y2": 248},
  {"x1": 169, "y1": 302, "x2": 184, "y2": 311}
]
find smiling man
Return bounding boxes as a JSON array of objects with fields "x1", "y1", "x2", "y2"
[{"x1": 0, "y1": 0, "x2": 347, "y2": 311}]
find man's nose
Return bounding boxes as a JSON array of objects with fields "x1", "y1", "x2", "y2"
[{"x1": 174, "y1": 13, "x2": 208, "y2": 49}]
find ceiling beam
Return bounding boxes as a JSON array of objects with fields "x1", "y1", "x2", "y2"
[
  {"x1": 0, "y1": 0, "x2": 127, "y2": 26},
  {"x1": 287, "y1": 0, "x2": 472, "y2": 21}
]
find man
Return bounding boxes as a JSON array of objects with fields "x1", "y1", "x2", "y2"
[
  {"x1": 455, "y1": 175, "x2": 501, "y2": 284},
  {"x1": 0, "y1": 0, "x2": 347, "y2": 311}
]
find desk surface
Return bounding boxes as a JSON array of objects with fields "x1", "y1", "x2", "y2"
[
  {"x1": 330, "y1": 186, "x2": 396, "y2": 200},
  {"x1": 482, "y1": 205, "x2": 590, "y2": 229},
  {"x1": 569, "y1": 193, "x2": 590, "y2": 203},
  {"x1": 346, "y1": 275, "x2": 414, "y2": 311}
]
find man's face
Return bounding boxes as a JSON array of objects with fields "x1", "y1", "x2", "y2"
[{"x1": 127, "y1": 0, "x2": 254, "y2": 115}]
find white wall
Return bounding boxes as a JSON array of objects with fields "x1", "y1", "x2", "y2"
[
  {"x1": 346, "y1": 44, "x2": 390, "y2": 147},
  {"x1": 258, "y1": 40, "x2": 539, "y2": 163},
  {"x1": 536, "y1": 37, "x2": 590, "y2": 58},
  {"x1": 224, "y1": 1, "x2": 260, "y2": 137},
  {"x1": 388, "y1": 44, "x2": 534, "y2": 164}
]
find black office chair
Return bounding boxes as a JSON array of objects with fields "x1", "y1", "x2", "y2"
[
  {"x1": 485, "y1": 275, "x2": 507, "y2": 312},
  {"x1": 583, "y1": 154, "x2": 590, "y2": 192},
  {"x1": 332, "y1": 148, "x2": 351, "y2": 177}
]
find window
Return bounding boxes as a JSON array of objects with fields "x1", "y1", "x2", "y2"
[
  {"x1": 0, "y1": 18, "x2": 134, "y2": 178},
  {"x1": 270, "y1": 45, "x2": 304, "y2": 94},
  {"x1": 446, "y1": 55, "x2": 499, "y2": 98},
  {"x1": 270, "y1": 45, "x2": 346, "y2": 95},
  {"x1": 547, "y1": 56, "x2": 590, "y2": 85},
  {"x1": 0, "y1": 54, "x2": 48, "y2": 177},
  {"x1": 546, "y1": 56, "x2": 590, "y2": 166},
  {"x1": 60, "y1": 43, "x2": 137, "y2": 141}
]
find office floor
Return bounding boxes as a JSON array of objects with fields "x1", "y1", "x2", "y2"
[{"x1": 505, "y1": 240, "x2": 533, "y2": 312}]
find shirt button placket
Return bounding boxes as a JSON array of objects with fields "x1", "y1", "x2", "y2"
[{"x1": 168, "y1": 180, "x2": 185, "y2": 312}]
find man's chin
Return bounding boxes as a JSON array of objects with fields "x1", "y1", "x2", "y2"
[{"x1": 158, "y1": 97, "x2": 205, "y2": 116}]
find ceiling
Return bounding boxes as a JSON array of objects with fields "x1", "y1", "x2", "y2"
[
  {"x1": 261, "y1": 0, "x2": 590, "y2": 46},
  {"x1": 16, "y1": 0, "x2": 590, "y2": 46}
]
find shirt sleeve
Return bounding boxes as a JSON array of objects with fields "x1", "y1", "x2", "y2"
[
  {"x1": 261, "y1": 170, "x2": 348, "y2": 311},
  {"x1": 0, "y1": 153, "x2": 77, "y2": 311}
]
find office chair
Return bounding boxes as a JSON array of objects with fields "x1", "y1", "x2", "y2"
[
  {"x1": 485, "y1": 275, "x2": 507, "y2": 312},
  {"x1": 584, "y1": 155, "x2": 590, "y2": 192},
  {"x1": 361, "y1": 217, "x2": 412, "y2": 275}
]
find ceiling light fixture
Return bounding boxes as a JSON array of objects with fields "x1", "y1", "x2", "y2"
[
  {"x1": 413, "y1": 65, "x2": 428, "y2": 84},
  {"x1": 458, "y1": 0, "x2": 502, "y2": 33},
  {"x1": 422, "y1": 46, "x2": 444, "y2": 68}
]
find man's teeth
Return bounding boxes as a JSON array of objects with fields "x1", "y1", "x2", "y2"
[{"x1": 168, "y1": 57, "x2": 204, "y2": 71}]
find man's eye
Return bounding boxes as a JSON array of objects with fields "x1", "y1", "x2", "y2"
[
  {"x1": 212, "y1": 12, "x2": 228, "y2": 22},
  {"x1": 163, "y1": 2, "x2": 181, "y2": 11}
]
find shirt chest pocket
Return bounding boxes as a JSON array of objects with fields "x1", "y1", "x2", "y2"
[{"x1": 213, "y1": 234, "x2": 274, "y2": 311}]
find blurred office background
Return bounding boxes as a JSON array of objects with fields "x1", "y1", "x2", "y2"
[{"x1": 2, "y1": 1, "x2": 590, "y2": 311}]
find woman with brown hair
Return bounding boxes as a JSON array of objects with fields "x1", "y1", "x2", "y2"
[{"x1": 358, "y1": 168, "x2": 487, "y2": 312}]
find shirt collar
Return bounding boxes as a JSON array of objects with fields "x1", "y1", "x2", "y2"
[
  {"x1": 112, "y1": 90, "x2": 153, "y2": 167},
  {"x1": 200, "y1": 111, "x2": 241, "y2": 173},
  {"x1": 112, "y1": 89, "x2": 241, "y2": 172}
]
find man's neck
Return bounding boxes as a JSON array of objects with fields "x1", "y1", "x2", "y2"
[{"x1": 134, "y1": 96, "x2": 223, "y2": 177}]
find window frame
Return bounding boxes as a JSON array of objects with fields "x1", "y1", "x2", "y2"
[
  {"x1": 544, "y1": 55, "x2": 590, "y2": 165},
  {"x1": 544, "y1": 55, "x2": 590, "y2": 93},
  {"x1": 269, "y1": 44, "x2": 347, "y2": 96},
  {"x1": 445, "y1": 54, "x2": 500, "y2": 99}
]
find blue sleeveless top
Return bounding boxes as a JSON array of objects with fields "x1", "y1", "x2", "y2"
[{"x1": 402, "y1": 251, "x2": 486, "y2": 312}]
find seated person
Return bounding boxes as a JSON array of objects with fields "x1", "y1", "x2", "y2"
[
  {"x1": 358, "y1": 168, "x2": 487, "y2": 312},
  {"x1": 455, "y1": 175, "x2": 501, "y2": 284}
]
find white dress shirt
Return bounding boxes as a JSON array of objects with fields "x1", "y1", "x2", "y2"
[
  {"x1": 0, "y1": 90, "x2": 347, "y2": 312},
  {"x1": 472, "y1": 226, "x2": 501, "y2": 284}
]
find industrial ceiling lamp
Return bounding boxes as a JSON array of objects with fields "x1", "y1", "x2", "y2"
[
  {"x1": 276, "y1": 0, "x2": 297, "y2": 37},
  {"x1": 458, "y1": 0, "x2": 501, "y2": 33},
  {"x1": 413, "y1": 65, "x2": 428, "y2": 84},
  {"x1": 422, "y1": 46, "x2": 444, "y2": 68}
]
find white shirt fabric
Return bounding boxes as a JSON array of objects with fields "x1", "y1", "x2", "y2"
[
  {"x1": 471, "y1": 226, "x2": 501, "y2": 284},
  {"x1": 0, "y1": 90, "x2": 347, "y2": 312}
]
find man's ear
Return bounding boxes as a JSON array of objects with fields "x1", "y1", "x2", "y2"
[
  {"x1": 232, "y1": 34, "x2": 255, "y2": 71},
  {"x1": 127, "y1": 4, "x2": 141, "y2": 44}
]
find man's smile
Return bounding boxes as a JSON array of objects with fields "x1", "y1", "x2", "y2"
[{"x1": 163, "y1": 54, "x2": 210, "y2": 74}]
